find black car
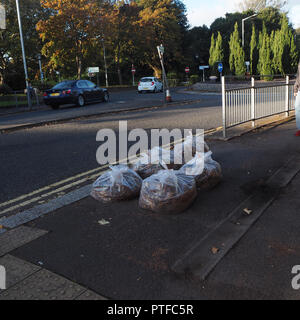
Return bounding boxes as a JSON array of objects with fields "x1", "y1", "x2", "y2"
[{"x1": 43, "y1": 80, "x2": 109, "y2": 110}]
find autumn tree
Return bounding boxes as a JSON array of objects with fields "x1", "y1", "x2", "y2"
[
  {"x1": 135, "y1": 0, "x2": 188, "y2": 77},
  {"x1": 0, "y1": 0, "x2": 45, "y2": 88},
  {"x1": 102, "y1": 1, "x2": 142, "y2": 85},
  {"x1": 37, "y1": 0, "x2": 101, "y2": 79}
]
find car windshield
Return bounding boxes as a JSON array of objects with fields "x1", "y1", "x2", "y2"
[
  {"x1": 52, "y1": 81, "x2": 75, "y2": 90},
  {"x1": 140, "y1": 78, "x2": 153, "y2": 83}
]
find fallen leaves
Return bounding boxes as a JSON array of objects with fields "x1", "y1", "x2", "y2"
[
  {"x1": 211, "y1": 247, "x2": 219, "y2": 255},
  {"x1": 243, "y1": 208, "x2": 253, "y2": 215},
  {"x1": 98, "y1": 219, "x2": 110, "y2": 226}
]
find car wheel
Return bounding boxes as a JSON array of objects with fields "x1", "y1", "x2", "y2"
[
  {"x1": 103, "y1": 91, "x2": 109, "y2": 103},
  {"x1": 77, "y1": 95, "x2": 85, "y2": 107},
  {"x1": 153, "y1": 86, "x2": 157, "y2": 93},
  {"x1": 51, "y1": 104, "x2": 59, "y2": 110}
]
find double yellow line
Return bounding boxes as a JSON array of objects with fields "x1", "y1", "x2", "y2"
[{"x1": 0, "y1": 127, "x2": 221, "y2": 217}]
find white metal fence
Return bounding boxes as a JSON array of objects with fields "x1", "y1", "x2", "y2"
[{"x1": 222, "y1": 76, "x2": 296, "y2": 138}]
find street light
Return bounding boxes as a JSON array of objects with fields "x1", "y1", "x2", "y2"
[
  {"x1": 157, "y1": 44, "x2": 172, "y2": 102},
  {"x1": 242, "y1": 13, "x2": 258, "y2": 48},
  {"x1": 16, "y1": 0, "x2": 32, "y2": 109},
  {"x1": 37, "y1": 54, "x2": 44, "y2": 83},
  {"x1": 101, "y1": 37, "x2": 109, "y2": 88}
]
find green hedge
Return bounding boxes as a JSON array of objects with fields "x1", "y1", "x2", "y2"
[{"x1": 0, "y1": 84, "x2": 13, "y2": 95}]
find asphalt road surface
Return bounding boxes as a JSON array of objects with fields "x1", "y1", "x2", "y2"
[
  {"x1": 0, "y1": 89, "x2": 221, "y2": 203},
  {"x1": 0, "y1": 88, "x2": 220, "y2": 130}
]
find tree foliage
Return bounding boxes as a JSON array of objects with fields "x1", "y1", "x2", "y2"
[
  {"x1": 229, "y1": 23, "x2": 246, "y2": 75},
  {"x1": 0, "y1": 0, "x2": 298, "y2": 89},
  {"x1": 238, "y1": 0, "x2": 287, "y2": 12},
  {"x1": 0, "y1": 0, "x2": 45, "y2": 88},
  {"x1": 250, "y1": 24, "x2": 258, "y2": 74}
]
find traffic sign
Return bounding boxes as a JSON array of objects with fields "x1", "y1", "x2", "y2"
[
  {"x1": 0, "y1": 4, "x2": 6, "y2": 30},
  {"x1": 131, "y1": 64, "x2": 136, "y2": 74},
  {"x1": 88, "y1": 67, "x2": 99, "y2": 73},
  {"x1": 218, "y1": 63, "x2": 223, "y2": 73},
  {"x1": 199, "y1": 65, "x2": 209, "y2": 70},
  {"x1": 185, "y1": 67, "x2": 190, "y2": 73}
]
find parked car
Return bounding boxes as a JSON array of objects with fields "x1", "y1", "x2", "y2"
[
  {"x1": 43, "y1": 80, "x2": 109, "y2": 110},
  {"x1": 138, "y1": 77, "x2": 163, "y2": 93}
]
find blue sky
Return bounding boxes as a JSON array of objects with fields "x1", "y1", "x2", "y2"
[{"x1": 185, "y1": 0, "x2": 300, "y2": 29}]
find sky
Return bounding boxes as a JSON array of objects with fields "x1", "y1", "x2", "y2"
[{"x1": 185, "y1": 0, "x2": 300, "y2": 29}]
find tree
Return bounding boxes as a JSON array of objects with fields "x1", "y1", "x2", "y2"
[
  {"x1": 136, "y1": 0, "x2": 188, "y2": 77},
  {"x1": 37, "y1": 0, "x2": 101, "y2": 79},
  {"x1": 208, "y1": 32, "x2": 223, "y2": 76},
  {"x1": 214, "y1": 32, "x2": 224, "y2": 63},
  {"x1": 257, "y1": 26, "x2": 273, "y2": 78},
  {"x1": 229, "y1": 22, "x2": 246, "y2": 75},
  {"x1": 102, "y1": 1, "x2": 142, "y2": 85},
  {"x1": 238, "y1": 0, "x2": 287, "y2": 12},
  {"x1": 0, "y1": 0, "x2": 45, "y2": 88},
  {"x1": 250, "y1": 24, "x2": 258, "y2": 74},
  {"x1": 271, "y1": 15, "x2": 299, "y2": 75},
  {"x1": 184, "y1": 25, "x2": 211, "y2": 73},
  {"x1": 208, "y1": 34, "x2": 215, "y2": 67}
]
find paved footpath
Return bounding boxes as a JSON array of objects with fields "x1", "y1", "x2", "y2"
[{"x1": 1, "y1": 119, "x2": 300, "y2": 300}]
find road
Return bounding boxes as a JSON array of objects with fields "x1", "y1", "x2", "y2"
[
  {"x1": 0, "y1": 88, "x2": 219, "y2": 131},
  {"x1": 0, "y1": 88, "x2": 221, "y2": 205}
]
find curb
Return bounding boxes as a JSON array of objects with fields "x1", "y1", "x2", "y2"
[
  {"x1": 0, "y1": 98, "x2": 203, "y2": 134},
  {"x1": 206, "y1": 115, "x2": 296, "y2": 141}
]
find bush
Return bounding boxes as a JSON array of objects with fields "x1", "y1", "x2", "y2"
[
  {"x1": 189, "y1": 75, "x2": 199, "y2": 84},
  {"x1": 167, "y1": 72, "x2": 178, "y2": 79},
  {"x1": 0, "y1": 84, "x2": 13, "y2": 95},
  {"x1": 31, "y1": 80, "x2": 57, "y2": 92}
]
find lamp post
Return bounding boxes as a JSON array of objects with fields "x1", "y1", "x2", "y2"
[
  {"x1": 242, "y1": 13, "x2": 258, "y2": 48},
  {"x1": 157, "y1": 44, "x2": 172, "y2": 103},
  {"x1": 101, "y1": 38, "x2": 109, "y2": 88},
  {"x1": 37, "y1": 54, "x2": 44, "y2": 83},
  {"x1": 16, "y1": 0, "x2": 32, "y2": 109}
]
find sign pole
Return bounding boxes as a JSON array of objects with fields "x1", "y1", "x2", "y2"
[
  {"x1": 157, "y1": 45, "x2": 171, "y2": 103},
  {"x1": 131, "y1": 64, "x2": 136, "y2": 86}
]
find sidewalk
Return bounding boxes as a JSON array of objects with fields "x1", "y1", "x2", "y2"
[
  {"x1": 0, "y1": 104, "x2": 49, "y2": 117},
  {"x1": 1, "y1": 119, "x2": 300, "y2": 300}
]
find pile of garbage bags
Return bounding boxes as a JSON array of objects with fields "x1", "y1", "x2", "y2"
[{"x1": 91, "y1": 134, "x2": 222, "y2": 214}]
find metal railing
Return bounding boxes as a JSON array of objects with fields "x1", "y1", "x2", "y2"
[
  {"x1": 222, "y1": 76, "x2": 296, "y2": 138},
  {"x1": 0, "y1": 89, "x2": 41, "y2": 109}
]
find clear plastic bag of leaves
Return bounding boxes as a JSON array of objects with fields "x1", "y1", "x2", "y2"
[
  {"x1": 180, "y1": 151, "x2": 222, "y2": 190},
  {"x1": 132, "y1": 147, "x2": 170, "y2": 179},
  {"x1": 91, "y1": 165, "x2": 143, "y2": 203},
  {"x1": 172, "y1": 132, "x2": 210, "y2": 165},
  {"x1": 139, "y1": 169, "x2": 197, "y2": 214}
]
